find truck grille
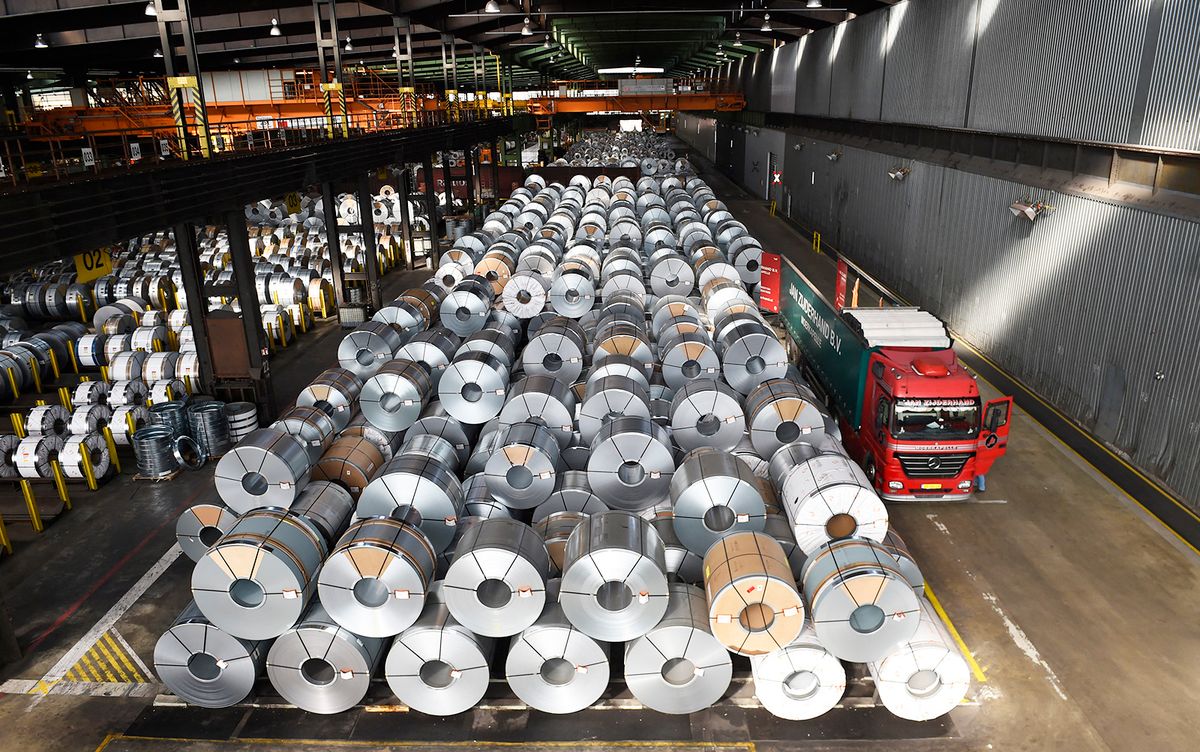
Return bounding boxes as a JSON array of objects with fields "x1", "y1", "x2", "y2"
[{"x1": 896, "y1": 452, "x2": 973, "y2": 479}]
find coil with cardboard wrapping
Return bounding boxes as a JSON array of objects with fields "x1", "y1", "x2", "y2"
[{"x1": 702, "y1": 531, "x2": 805, "y2": 656}]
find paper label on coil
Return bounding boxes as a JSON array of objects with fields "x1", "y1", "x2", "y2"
[
  {"x1": 215, "y1": 659, "x2": 228, "y2": 669},
  {"x1": 716, "y1": 614, "x2": 732, "y2": 624},
  {"x1": 538, "y1": 471, "x2": 553, "y2": 480},
  {"x1": 280, "y1": 481, "x2": 291, "y2": 490},
  {"x1": 726, "y1": 416, "x2": 738, "y2": 423},
  {"x1": 517, "y1": 587, "x2": 532, "y2": 598},
  {"x1": 782, "y1": 606, "x2": 799, "y2": 617},
  {"x1": 393, "y1": 589, "x2": 410, "y2": 599},
  {"x1": 893, "y1": 611, "x2": 907, "y2": 620},
  {"x1": 650, "y1": 471, "x2": 661, "y2": 479},
  {"x1": 736, "y1": 513, "x2": 749, "y2": 523},
  {"x1": 336, "y1": 404, "x2": 348, "y2": 411},
  {"x1": 340, "y1": 669, "x2": 355, "y2": 679},
  {"x1": 638, "y1": 591, "x2": 649, "y2": 604},
  {"x1": 282, "y1": 589, "x2": 299, "y2": 599},
  {"x1": 449, "y1": 669, "x2": 462, "y2": 679},
  {"x1": 493, "y1": 389, "x2": 505, "y2": 395},
  {"x1": 444, "y1": 516, "x2": 457, "y2": 525},
  {"x1": 575, "y1": 665, "x2": 588, "y2": 674}
]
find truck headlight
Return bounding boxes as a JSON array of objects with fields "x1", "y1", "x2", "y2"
[
  {"x1": 958, "y1": 480, "x2": 972, "y2": 489},
  {"x1": 888, "y1": 481, "x2": 903, "y2": 490}
]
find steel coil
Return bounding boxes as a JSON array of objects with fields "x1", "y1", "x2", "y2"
[
  {"x1": 534, "y1": 511, "x2": 587, "y2": 573},
  {"x1": 59, "y1": 433, "x2": 110, "y2": 479},
  {"x1": 586, "y1": 416, "x2": 674, "y2": 511},
  {"x1": 297, "y1": 367, "x2": 362, "y2": 431},
  {"x1": 703, "y1": 531, "x2": 805, "y2": 656},
  {"x1": 800, "y1": 537, "x2": 921, "y2": 662},
  {"x1": 506, "y1": 579, "x2": 610, "y2": 714},
  {"x1": 867, "y1": 596, "x2": 970, "y2": 721},
  {"x1": 265, "y1": 600, "x2": 386, "y2": 714},
  {"x1": 110, "y1": 405, "x2": 149, "y2": 445},
  {"x1": 143, "y1": 351, "x2": 180, "y2": 381},
  {"x1": 644, "y1": 507, "x2": 703, "y2": 584},
  {"x1": 669, "y1": 448, "x2": 767, "y2": 554},
  {"x1": 132, "y1": 425, "x2": 178, "y2": 477},
  {"x1": 750, "y1": 618, "x2": 846, "y2": 720},
  {"x1": 225, "y1": 402, "x2": 260, "y2": 441},
  {"x1": 443, "y1": 518, "x2": 550, "y2": 637},
  {"x1": 522, "y1": 320, "x2": 588, "y2": 383},
  {"x1": 337, "y1": 321, "x2": 403, "y2": 380},
  {"x1": 395, "y1": 328, "x2": 459, "y2": 388},
  {"x1": 767, "y1": 436, "x2": 846, "y2": 491},
  {"x1": 176, "y1": 502, "x2": 239, "y2": 562},
  {"x1": 154, "y1": 601, "x2": 270, "y2": 708},
  {"x1": 745, "y1": 379, "x2": 826, "y2": 459},
  {"x1": 70, "y1": 379, "x2": 111, "y2": 407},
  {"x1": 109, "y1": 379, "x2": 148, "y2": 407},
  {"x1": 779, "y1": 453, "x2": 888, "y2": 555},
  {"x1": 624, "y1": 583, "x2": 732, "y2": 714},
  {"x1": 669, "y1": 379, "x2": 746, "y2": 452},
  {"x1": 497, "y1": 375, "x2": 576, "y2": 450},
  {"x1": 879, "y1": 529, "x2": 925, "y2": 590},
  {"x1": 719, "y1": 321, "x2": 788, "y2": 395},
  {"x1": 439, "y1": 277, "x2": 494, "y2": 337},
  {"x1": 437, "y1": 351, "x2": 509, "y2": 424},
  {"x1": 578, "y1": 375, "x2": 651, "y2": 445},
  {"x1": 532, "y1": 470, "x2": 608, "y2": 522},
  {"x1": 76, "y1": 333, "x2": 108, "y2": 367},
  {"x1": 406, "y1": 401, "x2": 476, "y2": 469},
  {"x1": 310, "y1": 436, "x2": 385, "y2": 500},
  {"x1": 559, "y1": 511, "x2": 668, "y2": 641},
  {"x1": 384, "y1": 581, "x2": 495, "y2": 716},
  {"x1": 214, "y1": 428, "x2": 312, "y2": 514},
  {"x1": 318, "y1": 515, "x2": 438, "y2": 637},
  {"x1": 271, "y1": 405, "x2": 336, "y2": 465},
  {"x1": 483, "y1": 422, "x2": 559, "y2": 509},
  {"x1": 25, "y1": 404, "x2": 70, "y2": 437},
  {"x1": 359, "y1": 358, "x2": 430, "y2": 432},
  {"x1": 358, "y1": 454, "x2": 464, "y2": 554},
  {"x1": 191, "y1": 507, "x2": 329, "y2": 640}
]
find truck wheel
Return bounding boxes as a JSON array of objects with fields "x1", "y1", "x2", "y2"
[{"x1": 864, "y1": 456, "x2": 877, "y2": 485}]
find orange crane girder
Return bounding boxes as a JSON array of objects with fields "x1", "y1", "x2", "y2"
[{"x1": 525, "y1": 92, "x2": 745, "y2": 116}]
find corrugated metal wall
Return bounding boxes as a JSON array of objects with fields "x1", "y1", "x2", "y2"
[
  {"x1": 727, "y1": 0, "x2": 1198, "y2": 151},
  {"x1": 676, "y1": 113, "x2": 1200, "y2": 511}
]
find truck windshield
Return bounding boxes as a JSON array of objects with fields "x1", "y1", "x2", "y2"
[{"x1": 891, "y1": 399, "x2": 980, "y2": 440}]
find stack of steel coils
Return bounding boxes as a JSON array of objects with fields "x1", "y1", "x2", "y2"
[{"x1": 147, "y1": 169, "x2": 959, "y2": 724}]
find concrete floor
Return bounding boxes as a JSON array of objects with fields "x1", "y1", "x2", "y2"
[{"x1": 1, "y1": 158, "x2": 1198, "y2": 752}]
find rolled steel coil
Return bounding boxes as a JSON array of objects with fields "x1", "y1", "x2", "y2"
[
  {"x1": 130, "y1": 324, "x2": 167, "y2": 353},
  {"x1": 586, "y1": 352, "x2": 651, "y2": 391},
  {"x1": 577, "y1": 375, "x2": 651, "y2": 445},
  {"x1": 297, "y1": 367, "x2": 362, "y2": 431},
  {"x1": 340, "y1": 410, "x2": 401, "y2": 463},
  {"x1": 149, "y1": 400, "x2": 189, "y2": 438},
  {"x1": 506, "y1": 579, "x2": 610, "y2": 714},
  {"x1": 186, "y1": 401, "x2": 233, "y2": 457},
  {"x1": 779, "y1": 453, "x2": 888, "y2": 555},
  {"x1": 225, "y1": 402, "x2": 260, "y2": 441},
  {"x1": 443, "y1": 518, "x2": 550, "y2": 637},
  {"x1": 437, "y1": 351, "x2": 509, "y2": 424},
  {"x1": 68, "y1": 403, "x2": 112, "y2": 436},
  {"x1": 745, "y1": 379, "x2": 826, "y2": 459},
  {"x1": 191, "y1": 507, "x2": 329, "y2": 640},
  {"x1": 359, "y1": 358, "x2": 430, "y2": 432},
  {"x1": 703, "y1": 531, "x2": 805, "y2": 656},
  {"x1": 214, "y1": 427, "x2": 311, "y2": 514},
  {"x1": 176, "y1": 502, "x2": 239, "y2": 562},
  {"x1": 461, "y1": 472, "x2": 512, "y2": 520},
  {"x1": 592, "y1": 323, "x2": 653, "y2": 367},
  {"x1": 154, "y1": 601, "x2": 270, "y2": 708},
  {"x1": 645, "y1": 506, "x2": 704, "y2": 584},
  {"x1": 669, "y1": 448, "x2": 767, "y2": 554},
  {"x1": 439, "y1": 277, "x2": 494, "y2": 337},
  {"x1": 310, "y1": 435, "x2": 386, "y2": 500},
  {"x1": 658, "y1": 331, "x2": 720, "y2": 391},
  {"x1": 110, "y1": 405, "x2": 149, "y2": 445},
  {"x1": 719, "y1": 321, "x2": 788, "y2": 395},
  {"x1": 483, "y1": 422, "x2": 560, "y2": 510},
  {"x1": 497, "y1": 374, "x2": 576, "y2": 450},
  {"x1": 800, "y1": 537, "x2": 921, "y2": 662},
  {"x1": 271, "y1": 405, "x2": 336, "y2": 465},
  {"x1": 102, "y1": 334, "x2": 133, "y2": 364},
  {"x1": 59, "y1": 433, "x2": 110, "y2": 479},
  {"x1": 358, "y1": 454, "x2": 464, "y2": 554},
  {"x1": 549, "y1": 266, "x2": 596, "y2": 318},
  {"x1": 76, "y1": 333, "x2": 108, "y2": 367},
  {"x1": 763, "y1": 513, "x2": 807, "y2": 580},
  {"x1": 265, "y1": 600, "x2": 386, "y2": 714},
  {"x1": 534, "y1": 511, "x2": 587, "y2": 573},
  {"x1": 867, "y1": 596, "x2": 970, "y2": 721},
  {"x1": 286, "y1": 480, "x2": 355, "y2": 544},
  {"x1": 521, "y1": 319, "x2": 588, "y2": 384},
  {"x1": 108, "y1": 379, "x2": 149, "y2": 409},
  {"x1": 337, "y1": 321, "x2": 403, "y2": 380},
  {"x1": 384, "y1": 581, "x2": 495, "y2": 716},
  {"x1": 750, "y1": 618, "x2": 846, "y2": 720},
  {"x1": 25, "y1": 404, "x2": 70, "y2": 437},
  {"x1": 318, "y1": 515, "x2": 438, "y2": 637},
  {"x1": 669, "y1": 379, "x2": 746, "y2": 452},
  {"x1": 879, "y1": 529, "x2": 925, "y2": 590},
  {"x1": 131, "y1": 426, "x2": 178, "y2": 478},
  {"x1": 559, "y1": 511, "x2": 669, "y2": 641},
  {"x1": 586, "y1": 416, "x2": 674, "y2": 511},
  {"x1": 767, "y1": 436, "x2": 847, "y2": 491},
  {"x1": 70, "y1": 379, "x2": 111, "y2": 407},
  {"x1": 108, "y1": 351, "x2": 148, "y2": 382},
  {"x1": 624, "y1": 582, "x2": 732, "y2": 714},
  {"x1": 395, "y1": 328, "x2": 459, "y2": 388},
  {"x1": 148, "y1": 378, "x2": 186, "y2": 404}
]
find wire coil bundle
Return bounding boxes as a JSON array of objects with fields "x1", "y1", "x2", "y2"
[
  {"x1": 132, "y1": 425, "x2": 178, "y2": 478},
  {"x1": 186, "y1": 400, "x2": 233, "y2": 458}
]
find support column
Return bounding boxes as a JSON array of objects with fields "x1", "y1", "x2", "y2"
[
  {"x1": 463, "y1": 144, "x2": 477, "y2": 216},
  {"x1": 314, "y1": 0, "x2": 346, "y2": 139},
  {"x1": 490, "y1": 139, "x2": 501, "y2": 203},
  {"x1": 321, "y1": 180, "x2": 348, "y2": 309},
  {"x1": 356, "y1": 173, "x2": 383, "y2": 312},
  {"x1": 225, "y1": 209, "x2": 275, "y2": 419},
  {"x1": 422, "y1": 153, "x2": 440, "y2": 262},
  {"x1": 441, "y1": 147, "x2": 454, "y2": 215},
  {"x1": 174, "y1": 221, "x2": 214, "y2": 392},
  {"x1": 397, "y1": 166, "x2": 414, "y2": 268}
]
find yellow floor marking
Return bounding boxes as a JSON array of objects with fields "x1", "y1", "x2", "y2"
[
  {"x1": 88, "y1": 646, "x2": 120, "y2": 683},
  {"x1": 78, "y1": 653, "x2": 104, "y2": 682},
  {"x1": 925, "y1": 583, "x2": 988, "y2": 685},
  {"x1": 94, "y1": 638, "x2": 131, "y2": 682},
  {"x1": 103, "y1": 632, "x2": 145, "y2": 682},
  {"x1": 97, "y1": 736, "x2": 756, "y2": 752}
]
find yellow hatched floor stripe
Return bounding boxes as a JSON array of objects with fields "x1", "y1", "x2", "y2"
[
  {"x1": 104, "y1": 632, "x2": 145, "y2": 682},
  {"x1": 64, "y1": 630, "x2": 148, "y2": 684},
  {"x1": 97, "y1": 737, "x2": 756, "y2": 752}
]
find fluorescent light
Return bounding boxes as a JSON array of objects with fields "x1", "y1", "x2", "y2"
[
  {"x1": 807, "y1": 0, "x2": 823, "y2": 8},
  {"x1": 596, "y1": 66, "x2": 664, "y2": 74},
  {"x1": 34, "y1": 34, "x2": 48, "y2": 49},
  {"x1": 761, "y1": 13, "x2": 772, "y2": 32},
  {"x1": 153, "y1": 48, "x2": 163, "y2": 58},
  {"x1": 270, "y1": 18, "x2": 281, "y2": 37},
  {"x1": 485, "y1": 0, "x2": 501, "y2": 12},
  {"x1": 145, "y1": 2, "x2": 156, "y2": 16}
]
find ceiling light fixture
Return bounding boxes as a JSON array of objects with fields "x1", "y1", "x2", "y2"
[
  {"x1": 344, "y1": 36, "x2": 353, "y2": 52},
  {"x1": 887, "y1": 166, "x2": 910, "y2": 181},
  {"x1": 521, "y1": 16, "x2": 533, "y2": 36},
  {"x1": 807, "y1": 0, "x2": 823, "y2": 8},
  {"x1": 26, "y1": 70, "x2": 33, "y2": 80},
  {"x1": 1009, "y1": 197, "x2": 1055, "y2": 222},
  {"x1": 735, "y1": 32, "x2": 742, "y2": 46},
  {"x1": 544, "y1": 34, "x2": 551, "y2": 48},
  {"x1": 485, "y1": 0, "x2": 501, "y2": 12},
  {"x1": 270, "y1": 18, "x2": 281, "y2": 37},
  {"x1": 761, "y1": 13, "x2": 772, "y2": 32},
  {"x1": 826, "y1": 150, "x2": 841, "y2": 161},
  {"x1": 145, "y1": 2, "x2": 157, "y2": 16},
  {"x1": 153, "y1": 48, "x2": 163, "y2": 58},
  {"x1": 34, "y1": 33, "x2": 48, "y2": 49},
  {"x1": 234, "y1": 57, "x2": 241, "y2": 64}
]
